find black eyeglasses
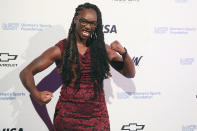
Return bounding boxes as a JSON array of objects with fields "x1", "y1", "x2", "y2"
[{"x1": 77, "y1": 16, "x2": 97, "y2": 28}]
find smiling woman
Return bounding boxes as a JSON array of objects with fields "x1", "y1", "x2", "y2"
[{"x1": 19, "y1": 2, "x2": 135, "y2": 131}]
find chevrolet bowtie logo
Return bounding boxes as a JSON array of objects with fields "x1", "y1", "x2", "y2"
[
  {"x1": 0, "y1": 53, "x2": 18, "y2": 62},
  {"x1": 121, "y1": 123, "x2": 145, "y2": 131}
]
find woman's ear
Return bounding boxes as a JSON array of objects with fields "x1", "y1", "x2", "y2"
[{"x1": 74, "y1": 16, "x2": 77, "y2": 24}]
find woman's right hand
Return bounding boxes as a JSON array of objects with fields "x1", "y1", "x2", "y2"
[{"x1": 33, "y1": 91, "x2": 53, "y2": 105}]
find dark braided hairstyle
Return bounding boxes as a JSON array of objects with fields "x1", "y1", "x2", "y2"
[{"x1": 61, "y1": 3, "x2": 111, "y2": 98}]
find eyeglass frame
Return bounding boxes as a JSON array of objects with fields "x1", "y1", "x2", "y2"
[{"x1": 76, "y1": 16, "x2": 97, "y2": 28}]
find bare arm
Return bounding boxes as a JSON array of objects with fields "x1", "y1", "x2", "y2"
[
  {"x1": 19, "y1": 46, "x2": 61, "y2": 104},
  {"x1": 106, "y1": 41, "x2": 135, "y2": 78}
]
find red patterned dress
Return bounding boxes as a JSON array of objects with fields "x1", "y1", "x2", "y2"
[{"x1": 53, "y1": 40, "x2": 110, "y2": 131}]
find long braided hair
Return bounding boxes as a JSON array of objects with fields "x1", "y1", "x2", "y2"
[{"x1": 61, "y1": 3, "x2": 111, "y2": 98}]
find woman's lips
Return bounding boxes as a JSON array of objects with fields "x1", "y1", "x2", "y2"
[{"x1": 81, "y1": 30, "x2": 90, "y2": 38}]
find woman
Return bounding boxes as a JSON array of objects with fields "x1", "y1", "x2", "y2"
[{"x1": 20, "y1": 3, "x2": 135, "y2": 131}]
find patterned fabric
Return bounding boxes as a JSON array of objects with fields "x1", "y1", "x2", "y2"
[{"x1": 53, "y1": 40, "x2": 110, "y2": 131}]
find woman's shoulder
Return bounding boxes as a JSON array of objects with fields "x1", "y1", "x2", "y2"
[
  {"x1": 55, "y1": 38, "x2": 67, "y2": 54},
  {"x1": 55, "y1": 38, "x2": 67, "y2": 48}
]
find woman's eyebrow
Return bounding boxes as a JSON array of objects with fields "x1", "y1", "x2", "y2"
[{"x1": 79, "y1": 17, "x2": 97, "y2": 23}]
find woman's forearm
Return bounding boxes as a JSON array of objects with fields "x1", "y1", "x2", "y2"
[
  {"x1": 19, "y1": 68, "x2": 40, "y2": 98},
  {"x1": 122, "y1": 53, "x2": 136, "y2": 78}
]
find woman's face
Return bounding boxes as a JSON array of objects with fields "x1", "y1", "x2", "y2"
[{"x1": 74, "y1": 8, "x2": 98, "y2": 41}]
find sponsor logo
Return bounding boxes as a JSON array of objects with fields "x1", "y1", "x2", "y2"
[
  {"x1": 21, "y1": 23, "x2": 52, "y2": 31},
  {"x1": 154, "y1": 27, "x2": 196, "y2": 34},
  {"x1": 1, "y1": 23, "x2": 19, "y2": 30},
  {"x1": 182, "y1": 125, "x2": 197, "y2": 131},
  {"x1": 1, "y1": 22, "x2": 52, "y2": 31},
  {"x1": 2, "y1": 128, "x2": 23, "y2": 131},
  {"x1": 175, "y1": 0, "x2": 188, "y2": 3},
  {"x1": 103, "y1": 25, "x2": 117, "y2": 33},
  {"x1": 154, "y1": 27, "x2": 168, "y2": 34},
  {"x1": 180, "y1": 58, "x2": 194, "y2": 65},
  {"x1": 0, "y1": 92, "x2": 26, "y2": 101},
  {"x1": 133, "y1": 56, "x2": 143, "y2": 66},
  {"x1": 0, "y1": 53, "x2": 17, "y2": 62},
  {"x1": 121, "y1": 123, "x2": 145, "y2": 131},
  {"x1": 0, "y1": 64, "x2": 17, "y2": 67},
  {"x1": 0, "y1": 53, "x2": 18, "y2": 68},
  {"x1": 117, "y1": 91, "x2": 161, "y2": 99}
]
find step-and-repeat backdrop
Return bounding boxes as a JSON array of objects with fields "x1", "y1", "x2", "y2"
[{"x1": 1, "y1": 0, "x2": 197, "y2": 131}]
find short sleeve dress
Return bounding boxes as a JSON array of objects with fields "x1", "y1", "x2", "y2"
[{"x1": 53, "y1": 39, "x2": 110, "y2": 131}]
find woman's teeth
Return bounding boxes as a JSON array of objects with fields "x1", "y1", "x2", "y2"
[{"x1": 82, "y1": 31, "x2": 90, "y2": 37}]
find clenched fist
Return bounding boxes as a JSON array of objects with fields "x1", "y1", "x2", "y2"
[
  {"x1": 33, "y1": 91, "x2": 53, "y2": 105},
  {"x1": 110, "y1": 40, "x2": 126, "y2": 55}
]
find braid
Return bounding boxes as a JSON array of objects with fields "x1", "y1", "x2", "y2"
[{"x1": 61, "y1": 3, "x2": 111, "y2": 98}]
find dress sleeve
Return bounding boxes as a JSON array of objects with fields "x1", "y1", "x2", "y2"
[
  {"x1": 55, "y1": 40, "x2": 64, "y2": 55},
  {"x1": 54, "y1": 39, "x2": 66, "y2": 69}
]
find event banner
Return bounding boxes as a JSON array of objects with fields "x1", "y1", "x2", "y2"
[{"x1": 0, "y1": 0, "x2": 197, "y2": 131}]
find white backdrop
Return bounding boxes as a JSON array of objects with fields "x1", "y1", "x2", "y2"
[{"x1": 0, "y1": 0, "x2": 197, "y2": 131}]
